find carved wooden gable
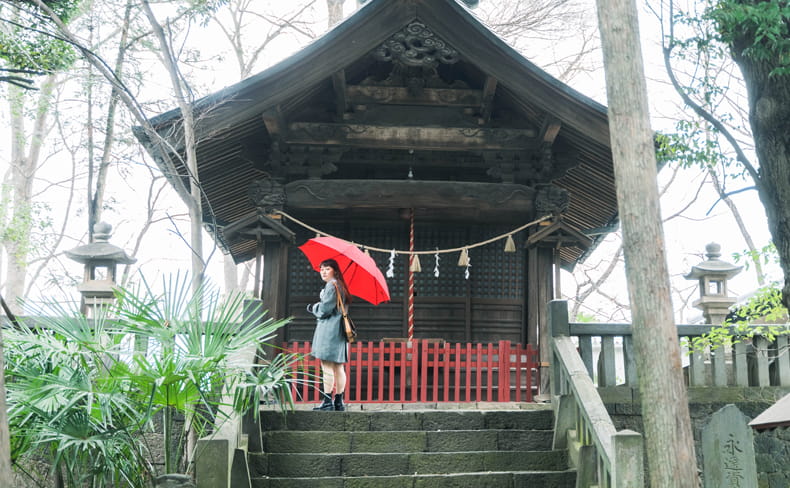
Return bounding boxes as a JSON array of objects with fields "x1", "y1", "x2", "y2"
[{"x1": 134, "y1": 0, "x2": 617, "y2": 269}]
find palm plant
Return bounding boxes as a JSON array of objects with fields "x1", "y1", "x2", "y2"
[{"x1": 5, "y1": 274, "x2": 297, "y2": 486}]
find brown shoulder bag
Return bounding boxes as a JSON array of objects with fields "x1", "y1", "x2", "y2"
[{"x1": 333, "y1": 282, "x2": 357, "y2": 343}]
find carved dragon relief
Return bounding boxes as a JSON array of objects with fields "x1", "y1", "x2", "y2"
[
  {"x1": 534, "y1": 185, "x2": 570, "y2": 216},
  {"x1": 248, "y1": 176, "x2": 286, "y2": 213}
]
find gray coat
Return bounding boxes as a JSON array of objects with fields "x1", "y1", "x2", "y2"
[{"x1": 308, "y1": 279, "x2": 348, "y2": 363}]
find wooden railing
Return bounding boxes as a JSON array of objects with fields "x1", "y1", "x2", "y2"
[
  {"x1": 549, "y1": 300, "x2": 644, "y2": 488},
  {"x1": 280, "y1": 339, "x2": 539, "y2": 403}
]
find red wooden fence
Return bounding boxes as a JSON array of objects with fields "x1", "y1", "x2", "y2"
[{"x1": 280, "y1": 340, "x2": 539, "y2": 404}]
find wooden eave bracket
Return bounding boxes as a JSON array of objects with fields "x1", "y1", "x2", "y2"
[
  {"x1": 331, "y1": 70, "x2": 348, "y2": 118},
  {"x1": 526, "y1": 217, "x2": 592, "y2": 250},
  {"x1": 262, "y1": 107, "x2": 286, "y2": 138},
  {"x1": 222, "y1": 211, "x2": 295, "y2": 244},
  {"x1": 478, "y1": 76, "x2": 497, "y2": 125}
]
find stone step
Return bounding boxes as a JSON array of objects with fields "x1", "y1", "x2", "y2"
[
  {"x1": 251, "y1": 470, "x2": 577, "y2": 488},
  {"x1": 262, "y1": 428, "x2": 553, "y2": 453},
  {"x1": 249, "y1": 450, "x2": 568, "y2": 477},
  {"x1": 258, "y1": 408, "x2": 554, "y2": 433}
]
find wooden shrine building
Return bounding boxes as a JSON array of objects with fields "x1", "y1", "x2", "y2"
[{"x1": 134, "y1": 0, "x2": 617, "y2": 354}]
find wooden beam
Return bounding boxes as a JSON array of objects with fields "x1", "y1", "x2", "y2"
[
  {"x1": 537, "y1": 115, "x2": 562, "y2": 169},
  {"x1": 285, "y1": 122, "x2": 536, "y2": 151},
  {"x1": 478, "y1": 76, "x2": 497, "y2": 125},
  {"x1": 331, "y1": 70, "x2": 348, "y2": 117},
  {"x1": 284, "y1": 179, "x2": 535, "y2": 211},
  {"x1": 262, "y1": 107, "x2": 286, "y2": 137},
  {"x1": 347, "y1": 85, "x2": 483, "y2": 107},
  {"x1": 539, "y1": 115, "x2": 562, "y2": 145}
]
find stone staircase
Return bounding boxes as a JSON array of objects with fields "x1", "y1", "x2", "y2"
[{"x1": 249, "y1": 405, "x2": 576, "y2": 487}]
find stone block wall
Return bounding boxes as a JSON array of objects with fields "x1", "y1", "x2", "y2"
[{"x1": 602, "y1": 387, "x2": 790, "y2": 488}]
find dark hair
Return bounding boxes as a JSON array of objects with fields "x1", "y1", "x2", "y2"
[{"x1": 320, "y1": 259, "x2": 352, "y2": 304}]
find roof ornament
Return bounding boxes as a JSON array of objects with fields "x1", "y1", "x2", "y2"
[{"x1": 373, "y1": 22, "x2": 459, "y2": 69}]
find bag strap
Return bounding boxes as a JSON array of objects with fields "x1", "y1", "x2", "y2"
[{"x1": 332, "y1": 281, "x2": 347, "y2": 317}]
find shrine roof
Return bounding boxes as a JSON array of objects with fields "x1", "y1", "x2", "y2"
[{"x1": 134, "y1": 0, "x2": 619, "y2": 267}]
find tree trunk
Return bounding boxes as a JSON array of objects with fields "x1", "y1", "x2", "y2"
[
  {"x1": 140, "y1": 0, "x2": 205, "y2": 297},
  {"x1": 595, "y1": 0, "x2": 699, "y2": 486},
  {"x1": 727, "y1": 32, "x2": 790, "y2": 308},
  {"x1": 92, "y1": 0, "x2": 133, "y2": 232},
  {"x1": 0, "y1": 328, "x2": 12, "y2": 484},
  {"x1": 326, "y1": 0, "x2": 343, "y2": 26},
  {"x1": 708, "y1": 166, "x2": 765, "y2": 285},
  {"x1": 4, "y1": 76, "x2": 56, "y2": 314}
]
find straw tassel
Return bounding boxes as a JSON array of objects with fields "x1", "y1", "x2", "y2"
[
  {"x1": 410, "y1": 254, "x2": 422, "y2": 272},
  {"x1": 504, "y1": 234, "x2": 516, "y2": 252},
  {"x1": 364, "y1": 248, "x2": 371, "y2": 257},
  {"x1": 457, "y1": 247, "x2": 469, "y2": 267}
]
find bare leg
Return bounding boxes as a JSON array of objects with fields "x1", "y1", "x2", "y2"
[
  {"x1": 332, "y1": 362, "x2": 347, "y2": 394},
  {"x1": 320, "y1": 360, "x2": 336, "y2": 393}
]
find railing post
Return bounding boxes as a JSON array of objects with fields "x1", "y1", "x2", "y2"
[
  {"x1": 548, "y1": 299, "x2": 570, "y2": 337},
  {"x1": 776, "y1": 336, "x2": 790, "y2": 386},
  {"x1": 548, "y1": 300, "x2": 569, "y2": 399},
  {"x1": 552, "y1": 394, "x2": 575, "y2": 450},
  {"x1": 611, "y1": 430, "x2": 644, "y2": 488}
]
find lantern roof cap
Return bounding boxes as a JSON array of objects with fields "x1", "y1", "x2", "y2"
[
  {"x1": 684, "y1": 242, "x2": 742, "y2": 280},
  {"x1": 65, "y1": 222, "x2": 137, "y2": 265}
]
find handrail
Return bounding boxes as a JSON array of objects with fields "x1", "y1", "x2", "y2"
[
  {"x1": 568, "y1": 319, "x2": 790, "y2": 388},
  {"x1": 550, "y1": 300, "x2": 644, "y2": 488}
]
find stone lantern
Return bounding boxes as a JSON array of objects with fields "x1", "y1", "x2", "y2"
[
  {"x1": 65, "y1": 222, "x2": 136, "y2": 315},
  {"x1": 684, "y1": 242, "x2": 742, "y2": 324}
]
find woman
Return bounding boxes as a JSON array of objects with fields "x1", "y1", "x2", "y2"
[{"x1": 307, "y1": 258, "x2": 351, "y2": 411}]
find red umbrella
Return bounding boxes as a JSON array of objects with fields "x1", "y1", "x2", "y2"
[{"x1": 298, "y1": 236, "x2": 390, "y2": 305}]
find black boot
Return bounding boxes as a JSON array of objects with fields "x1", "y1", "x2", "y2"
[
  {"x1": 313, "y1": 392, "x2": 334, "y2": 411},
  {"x1": 333, "y1": 393, "x2": 345, "y2": 411}
]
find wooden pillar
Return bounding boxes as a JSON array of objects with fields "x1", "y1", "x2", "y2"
[
  {"x1": 526, "y1": 239, "x2": 554, "y2": 396},
  {"x1": 260, "y1": 238, "x2": 290, "y2": 347}
]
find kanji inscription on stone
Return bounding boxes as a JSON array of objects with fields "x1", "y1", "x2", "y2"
[{"x1": 702, "y1": 404, "x2": 758, "y2": 488}]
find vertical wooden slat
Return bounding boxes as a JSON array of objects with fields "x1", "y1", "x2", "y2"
[
  {"x1": 465, "y1": 343, "x2": 473, "y2": 402},
  {"x1": 755, "y1": 336, "x2": 771, "y2": 386},
  {"x1": 689, "y1": 343, "x2": 706, "y2": 387},
  {"x1": 350, "y1": 344, "x2": 355, "y2": 402},
  {"x1": 354, "y1": 342, "x2": 363, "y2": 402},
  {"x1": 398, "y1": 342, "x2": 407, "y2": 402},
  {"x1": 711, "y1": 344, "x2": 728, "y2": 386},
  {"x1": 733, "y1": 341, "x2": 749, "y2": 386},
  {"x1": 579, "y1": 335, "x2": 594, "y2": 378},
  {"x1": 377, "y1": 341, "x2": 385, "y2": 401},
  {"x1": 420, "y1": 341, "x2": 428, "y2": 403},
  {"x1": 475, "y1": 343, "x2": 483, "y2": 401},
  {"x1": 486, "y1": 343, "x2": 495, "y2": 401},
  {"x1": 514, "y1": 344, "x2": 523, "y2": 402},
  {"x1": 388, "y1": 343, "x2": 396, "y2": 401},
  {"x1": 366, "y1": 341, "x2": 374, "y2": 402},
  {"x1": 600, "y1": 336, "x2": 616, "y2": 386},
  {"x1": 499, "y1": 341, "x2": 510, "y2": 402},
  {"x1": 454, "y1": 343, "x2": 462, "y2": 402},
  {"x1": 434, "y1": 342, "x2": 442, "y2": 402},
  {"x1": 442, "y1": 342, "x2": 451, "y2": 402},
  {"x1": 410, "y1": 341, "x2": 418, "y2": 401},
  {"x1": 623, "y1": 336, "x2": 637, "y2": 387},
  {"x1": 776, "y1": 336, "x2": 790, "y2": 387}
]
